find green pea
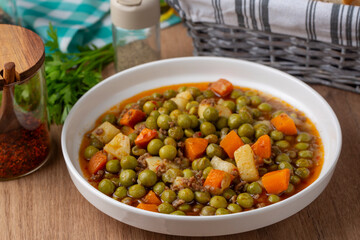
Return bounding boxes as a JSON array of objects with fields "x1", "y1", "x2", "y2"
[
  {"x1": 113, "y1": 186, "x2": 127, "y2": 199},
  {"x1": 227, "y1": 203, "x2": 242, "y2": 213},
  {"x1": 205, "y1": 134, "x2": 218, "y2": 144},
  {"x1": 255, "y1": 126, "x2": 269, "y2": 139},
  {"x1": 238, "y1": 123, "x2": 254, "y2": 138},
  {"x1": 192, "y1": 157, "x2": 210, "y2": 171},
  {"x1": 200, "y1": 122, "x2": 216, "y2": 136},
  {"x1": 206, "y1": 143, "x2": 224, "y2": 158},
  {"x1": 104, "y1": 172, "x2": 116, "y2": 179},
  {"x1": 285, "y1": 183, "x2": 295, "y2": 195},
  {"x1": 183, "y1": 129, "x2": 194, "y2": 138},
  {"x1": 183, "y1": 169, "x2": 194, "y2": 178},
  {"x1": 295, "y1": 158, "x2": 313, "y2": 168},
  {"x1": 159, "y1": 145, "x2": 177, "y2": 160},
  {"x1": 161, "y1": 189, "x2": 177, "y2": 203},
  {"x1": 276, "y1": 140, "x2": 290, "y2": 149},
  {"x1": 268, "y1": 194, "x2": 280, "y2": 203},
  {"x1": 275, "y1": 153, "x2": 291, "y2": 163},
  {"x1": 168, "y1": 126, "x2": 184, "y2": 140},
  {"x1": 121, "y1": 197, "x2": 133, "y2": 205},
  {"x1": 230, "y1": 89, "x2": 243, "y2": 99},
  {"x1": 220, "y1": 101, "x2": 235, "y2": 112},
  {"x1": 295, "y1": 142, "x2": 309, "y2": 150},
  {"x1": 188, "y1": 87, "x2": 202, "y2": 98},
  {"x1": 258, "y1": 167, "x2": 268, "y2": 176},
  {"x1": 251, "y1": 108, "x2": 262, "y2": 118},
  {"x1": 163, "y1": 89, "x2": 177, "y2": 99},
  {"x1": 189, "y1": 106, "x2": 198, "y2": 115},
  {"x1": 215, "y1": 208, "x2": 231, "y2": 215},
  {"x1": 238, "y1": 111, "x2": 253, "y2": 124},
  {"x1": 132, "y1": 145, "x2": 147, "y2": 156},
  {"x1": 290, "y1": 175, "x2": 301, "y2": 185},
  {"x1": 163, "y1": 137, "x2": 176, "y2": 148},
  {"x1": 90, "y1": 135, "x2": 105, "y2": 149},
  {"x1": 169, "y1": 109, "x2": 182, "y2": 122},
  {"x1": 176, "y1": 114, "x2": 191, "y2": 129},
  {"x1": 171, "y1": 210, "x2": 186, "y2": 215},
  {"x1": 149, "y1": 110, "x2": 160, "y2": 120},
  {"x1": 203, "y1": 89, "x2": 215, "y2": 98},
  {"x1": 222, "y1": 188, "x2": 236, "y2": 200},
  {"x1": 295, "y1": 167, "x2": 310, "y2": 179},
  {"x1": 288, "y1": 150, "x2": 297, "y2": 159},
  {"x1": 178, "y1": 86, "x2": 187, "y2": 92},
  {"x1": 163, "y1": 100, "x2": 178, "y2": 112},
  {"x1": 106, "y1": 159, "x2": 121, "y2": 173},
  {"x1": 250, "y1": 96, "x2": 262, "y2": 106},
  {"x1": 158, "y1": 107, "x2": 169, "y2": 115},
  {"x1": 268, "y1": 164, "x2": 278, "y2": 171},
  {"x1": 157, "y1": 114, "x2": 171, "y2": 129},
  {"x1": 237, "y1": 193, "x2": 254, "y2": 208},
  {"x1": 158, "y1": 202, "x2": 175, "y2": 214},
  {"x1": 111, "y1": 177, "x2": 120, "y2": 187},
  {"x1": 228, "y1": 114, "x2": 242, "y2": 129},
  {"x1": 84, "y1": 146, "x2": 99, "y2": 159},
  {"x1": 195, "y1": 191, "x2": 211, "y2": 204},
  {"x1": 188, "y1": 115, "x2": 199, "y2": 129},
  {"x1": 178, "y1": 188, "x2": 195, "y2": 202},
  {"x1": 119, "y1": 169, "x2": 137, "y2": 187},
  {"x1": 138, "y1": 169, "x2": 158, "y2": 187},
  {"x1": 209, "y1": 196, "x2": 228, "y2": 208},
  {"x1": 270, "y1": 130, "x2": 284, "y2": 141},
  {"x1": 145, "y1": 116, "x2": 158, "y2": 130},
  {"x1": 152, "y1": 92, "x2": 162, "y2": 98},
  {"x1": 98, "y1": 179, "x2": 115, "y2": 195},
  {"x1": 202, "y1": 166, "x2": 213, "y2": 179},
  {"x1": 216, "y1": 117, "x2": 228, "y2": 130},
  {"x1": 258, "y1": 102, "x2": 272, "y2": 112},
  {"x1": 236, "y1": 96, "x2": 250, "y2": 106},
  {"x1": 162, "y1": 168, "x2": 183, "y2": 183},
  {"x1": 128, "y1": 184, "x2": 146, "y2": 198},
  {"x1": 193, "y1": 203, "x2": 204, "y2": 213},
  {"x1": 102, "y1": 114, "x2": 116, "y2": 124},
  {"x1": 120, "y1": 156, "x2": 137, "y2": 170},
  {"x1": 296, "y1": 132, "x2": 312, "y2": 142},
  {"x1": 153, "y1": 182, "x2": 166, "y2": 195},
  {"x1": 278, "y1": 161, "x2": 293, "y2": 171},
  {"x1": 203, "y1": 107, "x2": 219, "y2": 122},
  {"x1": 178, "y1": 203, "x2": 192, "y2": 212},
  {"x1": 186, "y1": 101, "x2": 199, "y2": 111},
  {"x1": 128, "y1": 132, "x2": 138, "y2": 145},
  {"x1": 143, "y1": 101, "x2": 157, "y2": 115},
  {"x1": 246, "y1": 182, "x2": 262, "y2": 194},
  {"x1": 298, "y1": 150, "x2": 313, "y2": 158},
  {"x1": 200, "y1": 206, "x2": 216, "y2": 216},
  {"x1": 241, "y1": 137, "x2": 251, "y2": 144},
  {"x1": 147, "y1": 139, "x2": 164, "y2": 155},
  {"x1": 196, "y1": 95, "x2": 205, "y2": 102}
]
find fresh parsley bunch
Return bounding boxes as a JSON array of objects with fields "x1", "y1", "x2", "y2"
[{"x1": 45, "y1": 24, "x2": 114, "y2": 124}]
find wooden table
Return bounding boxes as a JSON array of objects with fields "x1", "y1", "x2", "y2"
[{"x1": 1, "y1": 24, "x2": 359, "y2": 240}]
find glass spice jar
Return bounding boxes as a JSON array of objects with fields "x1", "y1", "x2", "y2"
[
  {"x1": 110, "y1": 0, "x2": 161, "y2": 72},
  {"x1": 0, "y1": 25, "x2": 51, "y2": 180}
]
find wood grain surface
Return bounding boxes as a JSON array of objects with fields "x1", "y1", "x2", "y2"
[{"x1": 1, "y1": 24, "x2": 359, "y2": 240}]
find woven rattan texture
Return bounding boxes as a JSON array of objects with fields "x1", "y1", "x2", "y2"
[{"x1": 182, "y1": 20, "x2": 360, "y2": 93}]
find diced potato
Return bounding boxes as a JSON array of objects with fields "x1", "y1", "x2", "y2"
[
  {"x1": 103, "y1": 133, "x2": 130, "y2": 160},
  {"x1": 92, "y1": 121, "x2": 120, "y2": 144},
  {"x1": 215, "y1": 104, "x2": 232, "y2": 118},
  {"x1": 234, "y1": 144, "x2": 259, "y2": 182},
  {"x1": 145, "y1": 157, "x2": 179, "y2": 172},
  {"x1": 211, "y1": 156, "x2": 238, "y2": 176},
  {"x1": 170, "y1": 91, "x2": 193, "y2": 111},
  {"x1": 172, "y1": 176, "x2": 186, "y2": 189}
]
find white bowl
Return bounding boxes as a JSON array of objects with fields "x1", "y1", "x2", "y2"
[{"x1": 61, "y1": 57, "x2": 341, "y2": 236}]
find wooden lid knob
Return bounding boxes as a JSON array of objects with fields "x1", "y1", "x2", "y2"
[{"x1": 0, "y1": 24, "x2": 45, "y2": 83}]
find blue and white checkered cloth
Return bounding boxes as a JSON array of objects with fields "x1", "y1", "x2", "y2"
[{"x1": 12, "y1": 0, "x2": 180, "y2": 53}]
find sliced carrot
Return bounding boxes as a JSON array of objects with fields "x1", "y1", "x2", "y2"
[
  {"x1": 142, "y1": 190, "x2": 162, "y2": 205},
  {"x1": 119, "y1": 109, "x2": 146, "y2": 128},
  {"x1": 251, "y1": 134, "x2": 271, "y2": 159},
  {"x1": 184, "y1": 138, "x2": 208, "y2": 161},
  {"x1": 210, "y1": 78, "x2": 234, "y2": 97},
  {"x1": 271, "y1": 113, "x2": 297, "y2": 135},
  {"x1": 136, "y1": 203, "x2": 158, "y2": 212},
  {"x1": 88, "y1": 151, "x2": 107, "y2": 175},
  {"x1": 135, "y1": 128, "x2": 158, "y2": 148},
  {"x1": 220, "y1": 130, "x2": 244, "y2": 159},
  {"x1": 203, "y1": 169, "x2": 233, "y2": 195},
  {"x1": 261, "y1": 169, "x2": 290, "y2": 194}
]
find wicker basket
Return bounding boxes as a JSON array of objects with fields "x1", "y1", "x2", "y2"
[{"x1": 168, "y1": 1, "x2": 360, "y2": 94}]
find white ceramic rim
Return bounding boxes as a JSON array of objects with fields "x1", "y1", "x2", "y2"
[{"x1": 61, "y1": 56, "x2": 342, "y2": 224}]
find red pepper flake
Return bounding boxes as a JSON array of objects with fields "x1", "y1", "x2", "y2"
[{"x1": 0, "y1": 121, "x2": 50, "y2": 179}]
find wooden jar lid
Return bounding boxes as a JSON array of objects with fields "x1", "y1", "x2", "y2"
[{"x1": 0, "y1": 24, "x2": 45, "y2": 85}]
